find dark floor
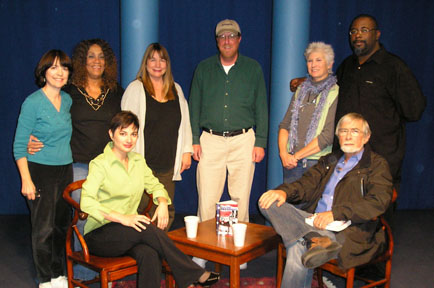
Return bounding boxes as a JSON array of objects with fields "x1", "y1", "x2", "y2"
[{"x1": 1, "y1": 210, "x2": 433, "y2": 287}]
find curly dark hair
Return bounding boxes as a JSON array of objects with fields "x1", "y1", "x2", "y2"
[{"x1": 70, "y1": 39, "x2": 118, "y2": 90}]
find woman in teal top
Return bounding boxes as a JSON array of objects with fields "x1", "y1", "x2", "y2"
[
  {"x1": 13, "y1": 50, "x2": 73, "y2": 288},
  {"x1": 80, "y1": 111, "x2": 219, "y2": 288}
]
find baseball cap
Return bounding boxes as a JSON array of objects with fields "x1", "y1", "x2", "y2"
[{"x1": 215, "y1": 19, "x2": 241, "y2": 36}]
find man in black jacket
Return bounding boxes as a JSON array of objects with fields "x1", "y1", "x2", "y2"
[
  {"x1": 290, "y1": 15, "x2": 426, "y2": 194},
  {"x1": 335, "y1": 14, "x2": 426, "y2": 193},
  {"x1": 259, "y1": 113, "x2": 392, "y2": 288}
]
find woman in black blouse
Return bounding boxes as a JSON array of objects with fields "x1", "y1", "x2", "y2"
[{"x1": 122, "y1": 43, "x2": 193, "y2": 231}]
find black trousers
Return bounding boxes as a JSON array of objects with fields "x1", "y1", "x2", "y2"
[
  {"x1": 137, "y1": 168, "x2": 176, "y2": 231},
  {"x1": 27, "y1": 162, "x2": 73, "y2": 283},
  {"x1": 85, "y1": 222, "x2": 204, "y2": 288}
]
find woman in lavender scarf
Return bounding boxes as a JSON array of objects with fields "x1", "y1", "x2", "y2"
[{"x1": 278, "y1": 42, "x2": 339, "y2": 183}]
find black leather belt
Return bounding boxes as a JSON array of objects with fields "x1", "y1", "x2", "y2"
[{"x1": 202, "y1": 127, "x2": 251, "y2": 137}]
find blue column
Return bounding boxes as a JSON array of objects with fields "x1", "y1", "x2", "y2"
[
  {"x1": 267, "y1": 0, "x2": 310, "y2": 189},
  {"x1": 120, "y1": 0, "x2": 159, "y2": 87}
]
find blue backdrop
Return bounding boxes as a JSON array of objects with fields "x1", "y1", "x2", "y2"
[{"x1": 1, "y1": 0, "x2": 432, "y2": 215}]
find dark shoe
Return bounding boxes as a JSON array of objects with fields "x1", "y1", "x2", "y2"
[
  {"x1": 197, "y1": 271, "x2": 220, "y2": 287},
  {"x1": 301, "y1": 236, "x2": 342, "y2": 269}
]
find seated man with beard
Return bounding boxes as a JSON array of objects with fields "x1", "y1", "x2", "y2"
[{"x1": 259, "y1": 113, "x2": 392, "y2": 288}]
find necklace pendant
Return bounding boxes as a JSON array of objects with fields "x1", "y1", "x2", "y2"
[{"x1": 78, "y1": 87, "x2": 110, "y2": 111}]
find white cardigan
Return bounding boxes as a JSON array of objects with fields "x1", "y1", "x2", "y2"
[{"x1": 121, "y1": 79, "x2": 193, "y2": 181}]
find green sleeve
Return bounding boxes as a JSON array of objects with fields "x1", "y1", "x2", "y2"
[
  {"x1": 253, "y1": 65, "x2": 268, "y2": 148},
  {"x1": 189, "y1": 67, "x2": 202, "y2": 145},
  {"x1": 81, "y1": 160, "x2": 112, "y2": 223}
]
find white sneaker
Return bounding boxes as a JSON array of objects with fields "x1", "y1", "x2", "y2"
[
  {"x1": 192, "y1": 257, "x2": 207, "y2": 268},
  {"x1": 240, "y1": 263, "x2": 248, "y2": 270},
  {"x1": 39, "y1": 281, "x2": 52, "y2": 288},
  {"x1": 51, "y1": 276, "x2": 68, "y2": 288}
]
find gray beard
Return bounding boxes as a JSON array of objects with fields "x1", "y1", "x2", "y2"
[
  {"x1": 353, "y1": 46, "x2": 366, "y2": 56},
  {"x1": 341, "y1": 145, "x2": 363, "y2": 154}
]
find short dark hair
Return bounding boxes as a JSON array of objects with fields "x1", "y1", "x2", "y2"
[
  {"x1": 34, "y1": 49, "x2": 72, "y2": 87},
  {"x1": 109, "y1": 111, "x2": 139, "y2": 135},
  {"x1": 350, "y1": 14, "x2": 379, "y2": 30}
]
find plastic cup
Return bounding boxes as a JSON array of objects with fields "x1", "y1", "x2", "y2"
[
  {"x1": 232, "y1": 223, "x2": 247, "y2": 247},
  {"x1": 184, "y1": 216, "x2": 199, "y2": 238}
]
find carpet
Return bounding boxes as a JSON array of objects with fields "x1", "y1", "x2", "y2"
[{"x1": 112, "y1": 275, "x2": 336, "y2": 287}]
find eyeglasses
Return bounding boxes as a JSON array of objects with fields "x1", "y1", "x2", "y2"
[
  {"x1": 216, "y1": 33, "x2": 239, "y2": 41},
  {"x1": 338, "y1": 128, "x2": 362, "y2": 137},
  {"x1": 349, "y1": 28, "x2": 376, "y2": 35}
]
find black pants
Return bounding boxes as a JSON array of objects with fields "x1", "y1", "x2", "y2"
[
  {"x1": 85, "y1": 222, "x2": 204, "y2": 288},
  {"x1": 138, "y1": 168, "x2": 176, "y2": 231},
  {"x1": 27, "y1": 162, "x2": 73, "y2": 283}
]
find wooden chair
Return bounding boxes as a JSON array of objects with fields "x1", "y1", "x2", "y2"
[
  {"x1": 63, "y1": 179, "x2": 175, "y2": 288},
  {"x1": 276, "y1": 189, "x2": 397, "y2": 288},
  {"x1": 316, "y1": 215, "x2": 394, "y2": 288}
]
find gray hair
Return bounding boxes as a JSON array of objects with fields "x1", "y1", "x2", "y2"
[
  {"x1": 304, "y1": 42, "x2": 335, "y2": 68},
  {"x1": 335, "y1": 113, "x2": 371, "y2": 136}
]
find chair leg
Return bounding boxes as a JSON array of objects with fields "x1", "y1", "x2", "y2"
[
  {"x1": 100, "y1": 271, "x2": 109, "y2": 288},
  {"x1": 66, "y1": 259, "x2": 74, "y2": 288},
  {"x1": 165, "y1": 272, "x2": 174, "y2": 288},
  {"x1": 317, "y1": 268, "x2": 324, "y2": 288},
  {"x1": 276, "y1": 242, "x2": 284, "y2": 288},
  {"x1": 346, "y1": 268, "x2": 355, "y2": 288},
  {"x1": 384, "y1": 259, "x2": 392, "y2": 288}
]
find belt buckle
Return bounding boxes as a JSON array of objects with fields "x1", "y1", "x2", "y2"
[{"x1": 223, "y1": 131, "x2": 230, "y2": 137}]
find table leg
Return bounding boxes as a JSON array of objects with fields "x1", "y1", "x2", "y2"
[
  {"x1": 229, "y1": 258, "x2": 240, "y2": 288},
  {"x1": 214, "y1": 262, "x2": 222, "y2": 273}
]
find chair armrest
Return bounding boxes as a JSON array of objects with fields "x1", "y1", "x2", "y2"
[
  {"x1": 63, "y1": 179, "x2": 91, "y2": 262},
  {"x1": 63, "y1": 179, "x2": 86, "y2": 211},
  {"x1": 73, "y1": 225, "x2": 91, "y2": 262}
]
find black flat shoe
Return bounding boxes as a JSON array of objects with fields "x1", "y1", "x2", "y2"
[{"x1": 197, "y1": 271, "x2": 220, "y2": 287}]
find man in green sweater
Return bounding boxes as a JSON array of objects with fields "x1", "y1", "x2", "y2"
[{"x1": 189, "y1": 19, "x2": 268, "y2": 226}]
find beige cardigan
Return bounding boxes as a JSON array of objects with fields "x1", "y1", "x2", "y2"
[{"x1": 121, "y1": 79, "x2": 193, "y2": 181}]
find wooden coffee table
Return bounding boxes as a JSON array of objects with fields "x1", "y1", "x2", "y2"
[{"x1": 168, "y1": 219, "x2": 280, "y2": 288}]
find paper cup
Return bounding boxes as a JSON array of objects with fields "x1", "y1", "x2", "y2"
[
  {"x1": 184, "y1": 216, "x2": 199, "y2": 238},
  {"x1": 232, "y1": 223, "x2": 247, "y2": 247}
]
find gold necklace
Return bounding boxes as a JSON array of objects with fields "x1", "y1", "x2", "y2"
[{"x1": 77, "y1": 87, "x2": 110, "y2": 111}]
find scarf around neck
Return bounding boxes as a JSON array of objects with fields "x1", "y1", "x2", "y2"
[{"x1": 288, "y1": 74, "x2": 337, "y2": 154}]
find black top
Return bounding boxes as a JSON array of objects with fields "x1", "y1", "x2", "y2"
[
  {"x1": 335, "y1": 46, "x2": 426, "y2": 181},
  {"x1": 65, "y1": 83, "x2": 123, "y2": 163},
  {"x1": 144, "y1": 88, "x2": 181, "y2": 173}
]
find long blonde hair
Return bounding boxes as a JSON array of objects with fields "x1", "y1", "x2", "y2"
[{"x1": 136, "y1": 43, "x2": 175, "y2": 100}]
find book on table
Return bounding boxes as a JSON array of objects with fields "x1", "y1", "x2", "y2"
[{"x1": 216, "y1": 200, "x2": 238, "y2": 235}]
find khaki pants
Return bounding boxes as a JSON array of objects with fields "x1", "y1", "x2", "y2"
[{"x1": 197, "y1": 129, "x2": 256, "y2": 222}]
